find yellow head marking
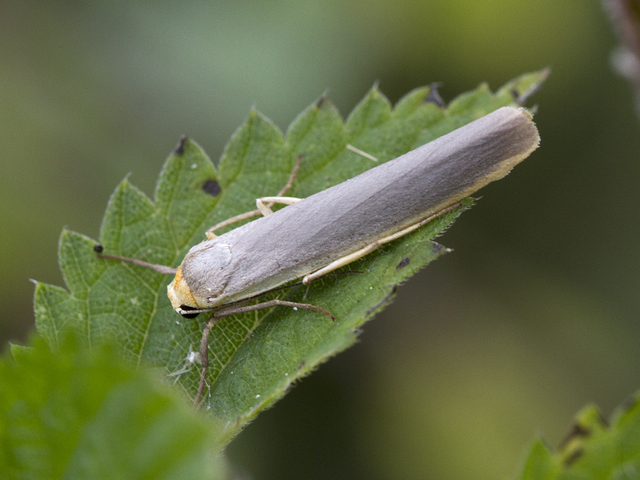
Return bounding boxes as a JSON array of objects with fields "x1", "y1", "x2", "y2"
[{"x1": 167, "y1": 267, "x2": 198, "y2": 311}]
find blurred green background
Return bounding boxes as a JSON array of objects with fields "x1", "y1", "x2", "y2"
[{"x1": 2, "y1": 1, "x2": 639, "y2": 479}]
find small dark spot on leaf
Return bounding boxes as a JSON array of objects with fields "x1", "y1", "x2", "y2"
[
  {"x1": 425, "y1": 83, "x2": 446, "y2": 107},
  {"x1": 396, "y1": 257, "x2": 410, "y2": 270},
  {"x1": 316, "y1": 95, "x2": 327, "y2": 108},
  {"x1": 174, "y1": 135, "x2": 188, "y2": 155},
  {"x1": 93, "y1": 244, "x2": 104, "y2": 253},
  {"x1": 202, "y1": 179, "x2": 221, "y2": 197},
  {"x1": 298, "y1": 360, "x2": 306, "y2": 370},
  {"x1": 564, "y1": 448, "x2": 583, "y2": 467}
]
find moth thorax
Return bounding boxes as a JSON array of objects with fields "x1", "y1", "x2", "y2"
[{"x1": 177, "y1": 239, "x2": 234, "y2": 307}]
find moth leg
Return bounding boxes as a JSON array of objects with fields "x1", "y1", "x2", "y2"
[
  {"x1": 302, "y1": 203, "x2": 462, "y2": 284},
  {"x1": 213, "y1": 299, "x2": 334, "y2": 320},
  {"x1": 194, "y1": 316, "x2": 217, "y2": 407},
  {"x1": 256, "y1": 196, "x2": 302, "y2": 216},
  {"x1": 346, "y1": 144, "x2": 379, "y2": 162},
  {"x1": 205, "y1": 209, "x2": 264, "y2": 239},
  {"x1": 205, "y1": 196, "x2": 304, "y2": 238},
  {"x1": 205, "y1": 157, "x2": 303, "y2": 239},
  {"x1": 193, "y1": 298, "x2": 333, "y2": 407}
]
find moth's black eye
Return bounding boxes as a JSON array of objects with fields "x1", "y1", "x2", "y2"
[{"x1": 179, "y1": 305, "x2": 200, "y2": 319}]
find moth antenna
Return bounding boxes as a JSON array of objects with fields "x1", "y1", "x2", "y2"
[{"x1": 94, "y1": 244, "x2": 177, "y2": 275}]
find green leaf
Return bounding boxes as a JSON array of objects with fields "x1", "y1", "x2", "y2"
[
  {"x1": 517, "y1": 439, "x2": 560, "y2": 480},
  {"x1": 513, "y1": 392, "x2": 640, "y2": 480},
  {"x1": 0, "y1": 334, "x2": 223, "y2": 480},
  {"x1": 34, "y1": 70, "x2": 548, "y2": 444}
]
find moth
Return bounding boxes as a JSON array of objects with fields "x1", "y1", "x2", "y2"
[{"x1": 96, "y1": 106, "x2": 540, "y2": 404}]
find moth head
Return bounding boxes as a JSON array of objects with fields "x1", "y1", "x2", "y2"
[{"x1": 167, "y1": 267, "x2": 200, "y2": 318}]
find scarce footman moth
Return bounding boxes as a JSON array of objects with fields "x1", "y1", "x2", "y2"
[{"x1": 95, "y1": 106, "x2": 540, "y2": 405}]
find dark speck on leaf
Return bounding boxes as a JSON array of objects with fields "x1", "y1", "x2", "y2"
[
  {"x1": 174, "y1": 135, "x2": 188, "y2": 155},
  {"x1": 425, "y1": 83, "x2": 446, "y2": 107},
  {"x1": 202, "y1": 179, "x2": 221, "y2": 197},
  {"x1": 316, "y1": 95, "x2": 327, "y2": 108},
  {"x1": 396, "y1": 257, "x2": 410, "y2": 270},
  {"x1": 93, "y1": 244, "x2": 104, "y2": 253}
]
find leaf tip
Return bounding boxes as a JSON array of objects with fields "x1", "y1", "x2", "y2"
[
  {"x1": 31, "y1": 279, "x2": 48, "y2": 299},
  {"x1": 512, "y1": 68, "x2": 551, "y2": 106},
  {"x1": 173, "y1": 135, "x2": 189, "y2": 155},
  {"x1": 58, "y1": 227, "x2": 72, "y2": 245},
  {"x1": 424, "y1": 82, "x2": 446, "y2": 108},
  {"x1": 432, "y1": 242, "x2": 452, "y2": 257},
  {"x1": 315, "y1": 91, "x2": 331, "y2": 109}
]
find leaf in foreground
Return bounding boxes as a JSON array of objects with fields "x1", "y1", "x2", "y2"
[
  {"x1": 33, "y1": 69, "x2": 548, "y2": 443},
  {"x1": 515, "y1": 391, "x2": 640, "y2": 480},
  {"x1": 0, "y1": 335, "x2": 223, "y2": 480}
]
